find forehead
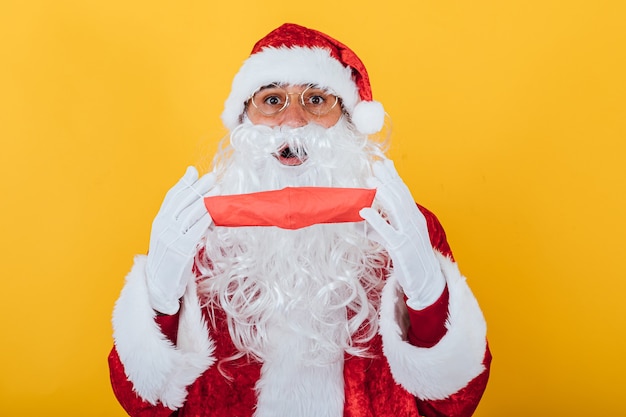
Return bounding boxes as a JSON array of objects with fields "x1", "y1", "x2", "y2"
[{"x1": 257, "y1": 83, "x2": 327, "y2": 91}]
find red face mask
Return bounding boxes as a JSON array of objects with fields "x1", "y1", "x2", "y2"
[{"x1": 204, "y1": 187, "x2": 376, "y2": 230}]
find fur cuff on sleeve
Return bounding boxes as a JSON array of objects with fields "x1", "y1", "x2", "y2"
[
  {"x1": 112, "y1": 255, "x2": 215, "y2": 409},
  {"x1": 379, "y1": 252, "x2": 487, "y2": 400}
]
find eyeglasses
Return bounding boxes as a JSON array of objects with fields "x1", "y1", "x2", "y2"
[{"x1": 249, "y1": 84, "x2": 340, "y2": 117}]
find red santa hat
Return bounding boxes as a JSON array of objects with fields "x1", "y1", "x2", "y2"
[{"x1": 221, "y1": 23, "x2": 386, "y2": 135}]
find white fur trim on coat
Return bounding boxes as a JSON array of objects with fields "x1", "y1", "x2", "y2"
[
  {"x1": 221, "y1": 46, "x2": 360, "y2": 131},
  {"x1": 379, "y1": 252, "x2": 487, "y2": 400},
  {"x1": 254, "y1": 323, "x2": 344, "y2": 417},
  {"x1": 112, "y1": 255, "x2": 215, "y2": 410}
]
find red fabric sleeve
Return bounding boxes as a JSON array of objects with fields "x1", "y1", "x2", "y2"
[
  {"x1": 108, "y1": 314, "x2": 181, "y2": 417},
  {"x1": 417, "y1": 204, "x2": 453, "y2": 260},
  {"x1": 154, "y1": 313, "x2": 180, "y2": 344},
  {"x1": 406, "y1": 285, "x2": 449, "y2": 348}
]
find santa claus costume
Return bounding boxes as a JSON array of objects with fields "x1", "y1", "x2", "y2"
[{"x1": 108, "y1": 23, "x2": 491, "y2": 417}]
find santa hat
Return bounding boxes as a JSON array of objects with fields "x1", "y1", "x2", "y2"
[{"x1": 221, "y1": 23, "x2": 385, "y2": 135}]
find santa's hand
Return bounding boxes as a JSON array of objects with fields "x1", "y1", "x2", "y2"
[
  {"x1": 359, "y1": 159, "x2": 445, "y2": 310},
  {"x1": 146, "y1": 166, "x2": 219, "y2": 315}
]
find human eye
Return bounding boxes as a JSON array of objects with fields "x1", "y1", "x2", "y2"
[
  {"x1": 260, "y1": 89, "x2": 286, "y2": 104},
  {"x1": 252, "y1": 87, "x2": 287, "y2": 115},
  {"x1": 264, "y1": 94, "x2": 284, "y2": 106},
  {"x1": 304, "y1": 89, "x2": 329, "y2": 106}
]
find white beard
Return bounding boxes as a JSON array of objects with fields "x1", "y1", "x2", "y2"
[{"x1": 195, "y1": 119, "x2": 389, "y2": 416}]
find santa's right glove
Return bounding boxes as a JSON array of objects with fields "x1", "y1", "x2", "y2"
[
  {"x1": 145, "y1": 166, "x2": 219, "y2": 315},
  {"x1": 359, "y1": 159, "x2": 446, "y2": 310}
]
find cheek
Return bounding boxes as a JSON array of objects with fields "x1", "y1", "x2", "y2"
[
  {"x1": 317, "y1": 118, "x2": 338, "y2": 128},
  {"x1": 305, "y1": 106, "x2": 344, "y2": 128},
  {"x1": 246, "y1": 109, "x2": 278, "y2": 127},
  {"x1": 316, "y1": 109, "x2": 343, "y2": 128}
]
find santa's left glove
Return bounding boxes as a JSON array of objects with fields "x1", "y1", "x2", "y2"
[
  {"x1": 145, "y1": 166, "x2": 219, "y2": 315},
  {"x1": 359, "y1": 158, "x2": 446, "y2": 310}
]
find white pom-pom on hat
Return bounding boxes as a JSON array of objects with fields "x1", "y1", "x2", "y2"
[
  {"x1": 221, "y1": 23, "x2": 386, "y2": 135},
  {"x1": 351, "y1": 100, "x2": 385, "y2": 135}
]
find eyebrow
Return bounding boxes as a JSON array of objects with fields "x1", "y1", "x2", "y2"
[{"x1": 258, "y1": 83, "x2": 320, "y2": 91}]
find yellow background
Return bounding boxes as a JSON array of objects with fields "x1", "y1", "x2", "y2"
[{"x1": 1, "y1": 0, "x2": 625, "y2": 415}]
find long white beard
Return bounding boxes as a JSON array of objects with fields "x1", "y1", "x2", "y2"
[{"x1": 196, "y1": 119, "x2": 388, "y2": 365}]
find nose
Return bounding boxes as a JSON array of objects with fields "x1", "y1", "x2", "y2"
[{"x1": 276, "y1": 100, "x2": 309, "y2": 127}]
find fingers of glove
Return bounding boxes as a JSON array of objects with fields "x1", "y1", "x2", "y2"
[
  {"x1": 376, "y1": 183, "x2": 429, "y2": 242},
  {"x1": 170, "y1": 189, "x2": 207, "y2": 223},
  {"x1": 161, "y1": 166, "x2": 199, "y2": 211},
  {"x1": 360, "y1": 205, "x2": 436, "y2": 275},
  {"x1": 170, "y1": 171, "x2": 220, "y2": 221},
  {"x1": 372, "y1": 159, "x2": 417, "y2": 201},
  {"x1": 158, "y1": 219, "x2": 207, "y2": 258},
  {"x1": 365, "y1": 171, "x2": 383, "y2": 190},
  {"x1": 360, "y1": 209, "x2": 439, "y2": 298},
  {"x1": 359, "y1": 207, "x2": 403, "y2": 247},
  {"x1": 181, "y1": 165, "x2": 200, "y2": 185},
  {"x1": 177, "y1": 195, "x2": 207, "y2": 231},
  {"x1": 178, "y1": 200, "x2": 213, "y2": 240},
  {"x1": 368, "y1": 168, "x2": 415, "y2": 217},
  {"x1": 368, "y1": 185, "x2": 411, "y2": 231},
  {"x1": 393, "y1": 214, "x2": 434, "y2": 268},
  {"x1": 359, "y1": 212, "x2": 430, "y2": 281},
  {"x1": 149, "y1": 199, "x2": 210, "y2": 268},
  {"x1": 359, "y1": 208, "x2": 384, "y2": 245},
  {"x1": 188, "y1": 172, "x2": 221, "y2": 220},
  {"x1": 371, "y1": 158, "x2": 400, "y2": 183},
  {"x1": 368, "y1": 162, "x2": 410, "y2": 201},
  {"x1": 193, "y1": 171, "x2": 218, "y2": 195}
]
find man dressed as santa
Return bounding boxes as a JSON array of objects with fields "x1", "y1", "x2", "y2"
[{"x1": 108, "y1": 23, "x2": 491, "y2": 417}]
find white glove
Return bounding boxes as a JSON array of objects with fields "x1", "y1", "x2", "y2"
[
  {"x1": 146, "y1": 166, "x2": 219, "y2": 315},
  {"x1": 359, "y1": 159, "x2": 446, "y2": 310}
]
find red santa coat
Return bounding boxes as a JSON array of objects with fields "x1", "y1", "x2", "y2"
[{"x1": 109, "y1": 206, "x2": 491, "y2": 417}]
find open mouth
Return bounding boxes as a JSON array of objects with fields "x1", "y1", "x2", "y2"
[{"x1": 273, "y1": 144, "x2": 308, "y2": 166}]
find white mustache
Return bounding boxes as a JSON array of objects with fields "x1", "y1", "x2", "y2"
[
  {"x1": 229, "y1": 121, "x2": 341, "y2": 161},
  {"x1": 213, "y1": 118, "x2": 380, "y2": 195}
]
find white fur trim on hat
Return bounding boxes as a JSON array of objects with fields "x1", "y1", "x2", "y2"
[
  {"x1": 222, "y1": 46, "x2": 362, "y2": 130},
  {"x1": 378, "y1": 251, "x2": 488, "y2": 400},
  {"x1": 112, "y1": 255, "x2": 215, "y2": 409}
]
